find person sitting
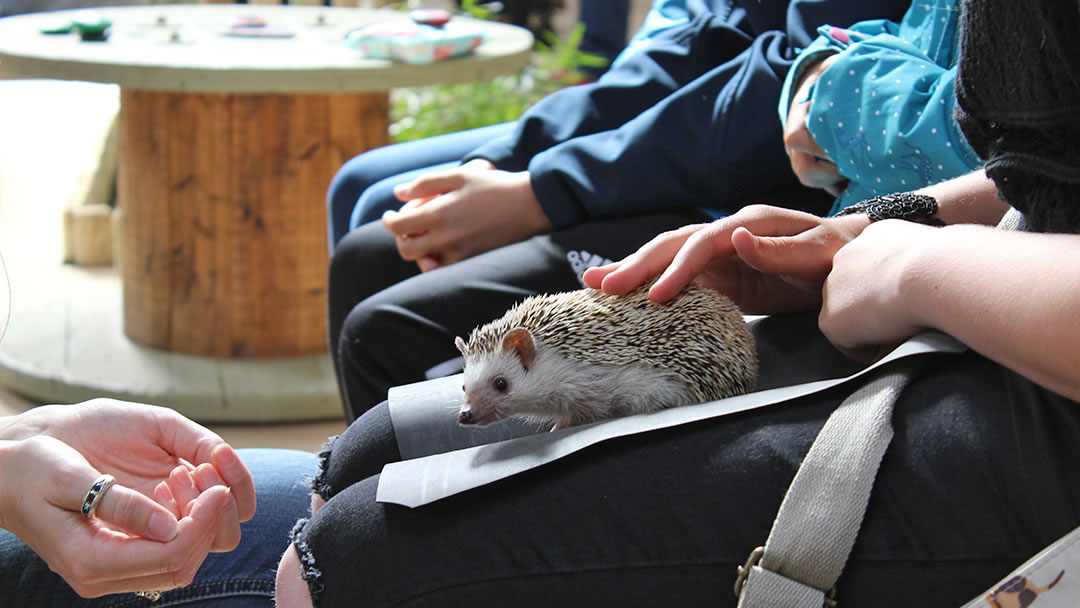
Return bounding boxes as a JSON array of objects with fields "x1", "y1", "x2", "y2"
[
  {"x1": 274, "y1": 0, "x2": 1080, "y2": 605},
  {"x1": 327, "y1": 0, "x2": 911, "y2": 422}
]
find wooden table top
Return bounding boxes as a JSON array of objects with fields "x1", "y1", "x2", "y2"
[{"x1": 0, "y1": 5, "x2": 533, "y2": 93}]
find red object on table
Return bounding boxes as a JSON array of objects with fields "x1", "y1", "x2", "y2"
[
  {"x1": 230, "y1": 15, "x2": 267, "y2": 28},
  {"x1": 410, "y1": 8, "x2": 451, "y2": 27}
]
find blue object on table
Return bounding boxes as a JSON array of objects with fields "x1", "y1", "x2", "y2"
[{"x1": 344, "y1": 18, "x2": 484, "y2": 64}]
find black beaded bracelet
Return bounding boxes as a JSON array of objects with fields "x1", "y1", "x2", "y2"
[{"x1": 838, "y1": 193, "x2": 944, "y2": 226}]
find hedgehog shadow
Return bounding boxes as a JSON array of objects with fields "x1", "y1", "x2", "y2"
[{"x1": 467, "y1": 421, "x2": 597, "y2": 468}]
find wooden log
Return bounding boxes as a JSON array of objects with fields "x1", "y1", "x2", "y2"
[
  {"x1": 165, "y1": 92, "x2": 231, "y2": 355},
  {"x1": 62, "y1": 112, "x2": 117, "y2": 265},
  {"x1": 111, "y1": 206, "x2": 124, "y2": 270},
  {"x1": 119, "y1": 89, "x2": 172, "y2": 350},
  {"x1": 63, "y1": 205, "x2": 114, "y2": 266},
  {"x1": 118, "y1": 89, "x2": 388, "y2": 357}
]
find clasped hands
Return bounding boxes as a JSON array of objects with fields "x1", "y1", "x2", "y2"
[
  {"x1": 382, "y1": 158, "x2": 553, "y2": 272},
  {"x1": 0, "y1": 399, "x2": 255, "y2": 598}
]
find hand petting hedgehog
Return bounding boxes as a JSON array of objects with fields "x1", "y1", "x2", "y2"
[{"x1": 454, "y1": 282, "x2": 758, "y2": 431}]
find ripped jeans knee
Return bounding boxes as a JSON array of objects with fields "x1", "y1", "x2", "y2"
[
  {"x1": 288, "y1": 518, "x2": 325, "y2": 606},
  {"x1": 310, "y1": 435, "x2": 341, "y2": 502},
  {"x1": 309, "y1": 401, "x2": 401, "y2": 503}
]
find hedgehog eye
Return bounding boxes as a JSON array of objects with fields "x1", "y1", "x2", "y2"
[{"x1": 493, "y1": 377, "x2": 508, "y2": 392}]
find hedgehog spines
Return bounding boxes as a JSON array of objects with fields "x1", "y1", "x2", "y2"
[{"x1": 461, "y1": 282, "x2": 758, "y2": 403}]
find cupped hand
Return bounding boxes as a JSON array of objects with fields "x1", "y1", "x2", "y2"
[
  {"x1": 820, "y1": 219, "x2": 933, "y2": 349},
  {"x1": 583, "y1": 205, "x2": 869, "y2": 314},
  {"x1": 784, "y1": 55, "x2": 847, "y2": 195},
  {"x1": 382, "y1": 159, "x2": 553, "y2": 271},
  {"x1": 153, "y1": 462, "x2": 242, "y2": 554},
  {"x1": 0, "y1": 434, "x2": 230, "y2": 598},
  {"x1": 7, "y1": 399, "x2": 255, "y2": 549}
]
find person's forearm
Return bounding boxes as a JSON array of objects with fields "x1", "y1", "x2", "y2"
[
  {"x1": 903, "y1": 225, "x2": 1080, "y2": 400},
  {"x1": 916, "y1": 170, "x2": 1008, "y2": 226}
]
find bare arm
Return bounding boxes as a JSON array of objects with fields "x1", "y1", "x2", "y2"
[
  {"x1": 822, "y1": 221, "x2": 1080, "y2": 401},
  {"x1": 917, "y1": 170, "x2": 1008, "y2": 226}
]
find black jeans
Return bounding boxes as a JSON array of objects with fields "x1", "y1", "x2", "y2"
[{"x1": 293, "y1": 315, "x2": 1080, "y2": 607}]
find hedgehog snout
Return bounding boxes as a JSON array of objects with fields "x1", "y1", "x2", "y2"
[{"x1": 458, "y1": 409, "x2": 475, "y2": 425}]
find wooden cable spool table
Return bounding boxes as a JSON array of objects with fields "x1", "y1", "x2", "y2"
[{"x1": 0, "y1": 4, "x2": 533, "y2": 358}]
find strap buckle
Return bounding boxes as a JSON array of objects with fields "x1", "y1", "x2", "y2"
[
  {"x1": 733, "y1": 546, "x2": 764, "y2": 599},
  {"x1": 734, "y1": 546, "x2": 839, "y2": 608}
]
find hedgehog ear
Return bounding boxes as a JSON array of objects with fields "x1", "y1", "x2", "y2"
[
  {"x1": 502, "y1": 327, "x2": 536, "y2": 371},
  {"x1": 455, "y1": 336, "x2": 468, "y2": 356}
]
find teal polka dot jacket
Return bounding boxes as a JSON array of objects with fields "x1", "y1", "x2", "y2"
[{"x1": 778, "y1": 0, "x2": 982, "y2": 215}]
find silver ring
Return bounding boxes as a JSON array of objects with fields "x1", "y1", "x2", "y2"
[{"x1": 80, "y1": 474, "x2": 116, "y2": 518}]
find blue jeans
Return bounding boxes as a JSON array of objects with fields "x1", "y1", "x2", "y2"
[
  {"x1": 325, "y1": 123, "x2": 514, "y2": 251},
  {"x1": 0, "y1": 448, "x2": 317, "y2": 608}
]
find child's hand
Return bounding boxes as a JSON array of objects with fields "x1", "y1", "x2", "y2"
[{"x1": 784, "y1": 55, "x2": 847, "y2": 195}]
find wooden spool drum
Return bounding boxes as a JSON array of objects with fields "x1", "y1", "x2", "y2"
[{"x1": 117, "y1": 89, "x2": 388, "y2": 357}]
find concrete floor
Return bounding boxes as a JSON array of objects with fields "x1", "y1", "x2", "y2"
[{"x1": 0, "y1": 78, "x2": 347, "y2": 451}]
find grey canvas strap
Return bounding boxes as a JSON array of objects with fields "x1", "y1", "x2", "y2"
[
  {"x1": 735, "y1": 209, "x2": 1038, "y2": 606},
  {"x1": 735, "y1": 364, "x2": 916, "y2": 607}
]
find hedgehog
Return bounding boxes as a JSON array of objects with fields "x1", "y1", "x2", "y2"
[{"x1": 453, "y1": 281, "x2": 758, "y2": 431}]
